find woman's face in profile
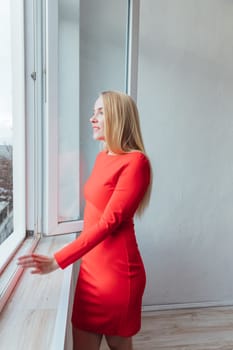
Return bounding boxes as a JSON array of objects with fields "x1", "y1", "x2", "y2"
[{"x1": 90, "y1": 96, "x2": 105, "y2": 141}]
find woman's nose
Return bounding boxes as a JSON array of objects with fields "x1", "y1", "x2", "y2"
[{"x1": 90, "y1": 113, "x2": 98, "y2": 123}]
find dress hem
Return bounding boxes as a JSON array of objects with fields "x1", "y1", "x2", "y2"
[{"x1": 71, "y1": 321, "x2": 141, "y2": 337}]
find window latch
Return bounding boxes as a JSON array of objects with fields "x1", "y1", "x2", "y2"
[{"x1": 30, "y1": 72, "x2": 36, "y2": 81}]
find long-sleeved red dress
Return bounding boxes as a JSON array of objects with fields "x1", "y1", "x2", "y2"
[{"x1": 54, "y1": 151, "x2": 151, "y2": 336}]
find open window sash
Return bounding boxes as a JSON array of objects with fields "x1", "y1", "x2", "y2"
[
  {"x1": 42, "y1": 0, "x2": 83, "y2": 235},
  {"x1": 42, "y1": 0, "x2": 139, "y2": 236}
]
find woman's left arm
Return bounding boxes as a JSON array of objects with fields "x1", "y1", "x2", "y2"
[
  {"x1": 18, "y1": 154, "x2": 150, "y2": 274},
  {"x1": 54, "y1": 154, "x2": 151, "y2": 269}
]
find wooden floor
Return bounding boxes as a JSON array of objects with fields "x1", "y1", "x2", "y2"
[{"x1": 100, "y1": 307, "x2": 233, "y2": 350}]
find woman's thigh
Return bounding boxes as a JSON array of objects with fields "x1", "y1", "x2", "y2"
[
  {"x1": 105, "y1": 335, "x2": 133, "y2": 350},
  {"x1": 72, "y1": 327, "x2": 103, "y2": 350}
]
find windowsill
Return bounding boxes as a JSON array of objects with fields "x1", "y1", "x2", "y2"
[
  {"x1": 0, "y1": 235, "x2": 40, "y2": 312},
  {"x1": 0, "y1": 233, "x2": 77, "y2": 350}
]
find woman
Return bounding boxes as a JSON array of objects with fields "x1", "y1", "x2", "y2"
[{"x1": 18, "y1": 91, "x2": 152, "y2": 350}]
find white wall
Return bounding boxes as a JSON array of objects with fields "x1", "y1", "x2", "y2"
[{"x1": 136, "y1": 0, "x2": 233, "y2": 307}]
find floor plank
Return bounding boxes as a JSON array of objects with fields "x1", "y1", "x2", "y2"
[{"x1": 100, "y1": 307, "x2": 233, "y2": 350}]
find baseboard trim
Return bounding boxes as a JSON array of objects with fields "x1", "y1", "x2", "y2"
[{"x1": 142, "y1": 300, "x2": 233, "y2": 312}]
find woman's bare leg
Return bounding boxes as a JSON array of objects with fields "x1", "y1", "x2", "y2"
[
  {"x1": 105, "y1": 335, "x2": 133, "y2": 350},
  {"x1": 72, "y1": 327, "x2": 103, "y2": 350}
]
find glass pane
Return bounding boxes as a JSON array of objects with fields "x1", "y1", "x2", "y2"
[
  {"x1": 55, "y1": 0, "x2": 128, "y2": 225},
  {"x1": 0, "y1": 2, "x2": 13, "y2": 244},
  {"x1": 58, "y1": 0, "x2": 80, "y2": 223},
  {"x1": 80, "y1": 0, "x2": 128, "y2": 93}
]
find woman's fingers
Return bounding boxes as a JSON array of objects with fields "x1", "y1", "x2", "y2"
[
  {"x1": 18, "y1": 254, "x2": 48, "y2": 265},
  {"x1": 31, "y1": 254, "x2": 52, "y2": 262},
  {"x1": 17, "y1": 253, "x2": 59, "y2": 275},
  {"x1": 18, "y1": 254, "x2": 49, "y2": 263},
  {"x1": 17, "y1": 255, "x2": 36, "y2": 268}
]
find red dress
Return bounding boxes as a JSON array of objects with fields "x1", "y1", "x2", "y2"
[{"x1": 54, "y1": 151, "x2": 150, "y2": 336}]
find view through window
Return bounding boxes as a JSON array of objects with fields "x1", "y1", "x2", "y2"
[{"x1": 0, "y1": 2, "x2": 13, "y2": 246}]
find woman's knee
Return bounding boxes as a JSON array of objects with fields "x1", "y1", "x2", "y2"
[
  {"x1": 105, "y1": 335, "x2": 132, "y2": 350},
  {"x1": 72, "y1": 327, "x2": 102, "y2": 350}
]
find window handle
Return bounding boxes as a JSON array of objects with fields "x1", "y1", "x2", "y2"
[{"x1": 30, "y1": 71, "x2": 36, "y2": 81}]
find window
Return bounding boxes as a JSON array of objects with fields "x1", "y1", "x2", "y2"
[
  {"x1": 0, "y1": 0, "x2": 25, "y2": 269},
  {"x1": 41, "y1": 0, "x2": 134, "y2": 235}
]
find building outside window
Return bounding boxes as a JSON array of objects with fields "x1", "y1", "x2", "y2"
[
  {"x1": 0, "y1": 2, "x2": 14, "y2": 247},
  {"x1": 0, "y1": 145, "x2": 13, "y2": 244}
]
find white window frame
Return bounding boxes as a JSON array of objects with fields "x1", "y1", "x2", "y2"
[
  {"x1": 0, "y1": 0, "x2": 26, "y2": 269},
  {"x1": 42, "y1": 0, "x2": 83, "y2": 235},
  {"x1": 126, "y1": 0, "x2": 140, "y2": 101}
]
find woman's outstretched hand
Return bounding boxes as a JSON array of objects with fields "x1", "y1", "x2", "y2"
[{"x1": 17, "y1": 254, "x2": 59, "y2": 275}]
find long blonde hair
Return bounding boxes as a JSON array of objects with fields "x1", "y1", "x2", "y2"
[{"x1": 101, "y1": 90, "x2": 152, "y2": 216}]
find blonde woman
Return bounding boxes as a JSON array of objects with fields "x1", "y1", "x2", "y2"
[{"x1": 18, "y1": 91, "x2": 152, "y2": 350}]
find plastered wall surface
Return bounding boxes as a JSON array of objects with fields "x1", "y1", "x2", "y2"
[{"x1": 136, "y1": 0, "x2": 233, "y2": 306}]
